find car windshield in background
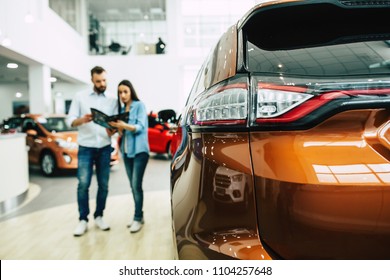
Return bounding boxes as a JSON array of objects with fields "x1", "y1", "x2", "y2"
[{"x1": 37, "y1": 117, "x2": 76, "y2": 132}]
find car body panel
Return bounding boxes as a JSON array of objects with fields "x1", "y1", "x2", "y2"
[
  {"x1": 251, "y1": 109, "x2": 390, "y2": 259},
  {"x1": 171, "y1": 0, "x2": 390, "y2": 259},
  {"x1": 26, "y1": 129, "x2": 78, "y2": 169},
  {"x1": 171, "y1": 132, "x2": 271, "y2": 259}
]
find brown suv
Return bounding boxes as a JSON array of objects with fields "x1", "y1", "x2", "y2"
[
  {"x1": 4, "y1": 114, "x2": 119, "y2": 176},
  {"x1": 171, "y1": 0, "x2": 390, "y2": 259}
]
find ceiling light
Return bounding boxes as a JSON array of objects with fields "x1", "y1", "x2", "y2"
[
  {"x1": 107, "y1": 9, "x2": 119, "y2": 14},
  {"x1": 2, "y1": 37, "x2": 12, "y2": 47},
  {"x1": 7, "y1": 63, "x2": 18, "y2": 69},
  {"x1": 15, "y1": 92, "x2": 23, "y2": 98},
  {"x1": 50, "y1": 77, "x2": 57, "y2": 83},
  {"x1": 128, "y1": 8, "x2": 142, "y2": 14},
  {"x1": 150, "y1": 8, "x2": 163, "y2": 14},
  {"x1": 25, "y1": 13, "x2": 35, "y2": 23}
]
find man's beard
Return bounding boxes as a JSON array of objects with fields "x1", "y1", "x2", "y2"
[{"x1": 95, "y1": 85, "x2": 106, "y2": 94}]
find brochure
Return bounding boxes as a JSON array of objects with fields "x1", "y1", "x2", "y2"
[{"x1": 90, "y1": 108, "x2": 129, "y2": 129}]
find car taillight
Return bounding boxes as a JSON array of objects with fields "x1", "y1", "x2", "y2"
[
  {"x1": 254, "y1": 80, "x2": 390, "y2": 126},
  {"x1": 191, "y1": 77, "x2": 249, "y2": 126},
  {"x1": 256, "y1": 83, "x2": 313, "y2": 119}
]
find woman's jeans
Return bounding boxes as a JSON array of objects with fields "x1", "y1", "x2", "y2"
[
  {"x1": 77, "y1": 145, "x2": 111, "y2": 222},
  {"x1": 123, "y1": 152, "x2": 149, "y2": 222}
]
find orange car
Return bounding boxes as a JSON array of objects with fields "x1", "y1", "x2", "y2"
[
  {"x1": 171, "y1": 0, "x2": 390, "y2": 259},
  {"x1": 3, "y1": 114, "x2": 119, "y2": 176}
]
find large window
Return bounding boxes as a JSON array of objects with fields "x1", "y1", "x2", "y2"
[
  {"x1": 88, "y1": 0, "x2": 167, "y2": 55},
  {"x1": 180, "y1": 0, "x2": 259, "y2": 56},
  {"x1": 49, "y1": 0, "x2": 82, "y2": 33}
]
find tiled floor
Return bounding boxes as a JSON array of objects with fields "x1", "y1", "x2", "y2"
[{"x1": 0, "y1": 154, "x2": 176, "y2": 260}]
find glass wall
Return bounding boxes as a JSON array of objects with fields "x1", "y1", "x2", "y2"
[
  {"x1": 88, "y1": 0, "x2": 167, "y2": 55},
  {"x1": 180, "y1": 0, "x2": 259, "y2": 56},
  {"x1": 86, "y1": 0, "x2": 261, "y2": 56},
  {"x1": 49, "y1": 0, "x2": 83, "y2": 33}
]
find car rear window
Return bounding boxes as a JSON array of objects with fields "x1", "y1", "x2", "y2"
[
  {"x1": 247, "y1": 41, "x2": 390, "y2": 77},
  {"x1": 243, "y1": 2, "x2": 390, "y2": 77}
]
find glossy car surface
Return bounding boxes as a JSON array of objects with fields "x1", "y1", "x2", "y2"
[
  {"x1": 170, "y1": 0, "x2": 390, "y2": 260},
  {"x1": 148, "y1": 109, "x2": 176, "y2": 157},
  {"x1": 3, "y1": 114, "x2": 119, "y2": 176}
]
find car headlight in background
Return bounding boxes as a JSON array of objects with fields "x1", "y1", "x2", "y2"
[
  {"x1": 62, "y1": 153, "x2": 72, "y2": 163},
  {"x1": 55, "y1": 138, "x2": 78, "y2": 150}
]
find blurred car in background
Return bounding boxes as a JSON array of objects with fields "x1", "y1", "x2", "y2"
[
  {"x1": 148, "y1": 109, "x2": 177, "y2": 158},
  {"x1": 170, "y1": 0, "x2": 390, "y2": 260},
  {"x1": 3, "y1": 114, "x2": 119, "y2": 176}
]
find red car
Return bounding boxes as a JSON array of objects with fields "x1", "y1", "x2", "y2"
[{"x1": 148, "y1": 109, "x2": 177, "y2": 158}]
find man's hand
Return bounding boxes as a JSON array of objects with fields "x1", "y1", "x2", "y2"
[
  {"x1": 106, "y1": 127, "x2": 117, "y2": 137},
  {"x1": 81, "y1": 114, "x2": 93, "y2": 123},
  {"x1": 72, "y1": 114, "x2": 92, "y2": 127}
]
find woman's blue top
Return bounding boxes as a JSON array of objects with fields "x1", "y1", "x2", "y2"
[{"x1": 121, "y1": 100, "x2": 149, "y2": 158}]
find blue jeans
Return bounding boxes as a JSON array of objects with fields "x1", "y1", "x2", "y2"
[
  {"x1": 77, "y1": 145, "x2": 111, "y2": 221},
  {"x1": 123, "y1": 152, "x2": 149, "y2": 222}
]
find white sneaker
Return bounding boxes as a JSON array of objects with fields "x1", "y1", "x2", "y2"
[
  {"x1": 127, "y1": 217, "x2": 144, "y2": 228},
  {"x1": 73, "y1": 220, "x2": 88, "y2": 236},
  {"x1": 95, "y1": 216, "x2": 110, "y2": 231},
  {"x1": 129, "y1": 220, "x2": 143, "y2": 233}
]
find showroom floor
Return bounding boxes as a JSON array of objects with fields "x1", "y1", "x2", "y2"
[{"x1": 0, "y1": 154, "x2": 176, "y2": 260}]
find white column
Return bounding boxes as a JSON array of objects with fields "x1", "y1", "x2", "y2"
[{"x1": 28, "y1": 64, "x2": 52, "y2": 113}]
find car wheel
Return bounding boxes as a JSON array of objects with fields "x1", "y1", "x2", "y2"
[
  {"x1": 166, "y1": 142, "x2": 173, "y2": 159},
  {"x1": 40, "y1": 151, "x2": 57, "y2": 176}
]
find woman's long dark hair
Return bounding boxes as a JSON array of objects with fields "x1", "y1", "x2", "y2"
[{"x1": 117, "y1": 79, "x2": 140, "y2": 114}]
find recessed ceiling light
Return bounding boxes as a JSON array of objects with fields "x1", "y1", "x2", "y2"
[
  {"x1": 50, "y1": 77, "x2": 57, "y2": 83},
  {"x1": 2, "y1": 37, "x2": 11, "y2": 46},
  {"x1": 128, "y1": 8, "x2": 142, "y2": 14},
  {"x1": 7, "y1": 63, "x2": 18, "y2": 69},
  {"x1": 15, "y1": 92, "x2": 23, "y2": 98},
  {"x1": 25, "y1": 13, "x2": 35, "y2": 23},
  {"x1": 107, "y1": 9, "x2": 119, "y2": 14},
  {"x1": 150, "y1": 8, "x2": 163, "y2": 14}
]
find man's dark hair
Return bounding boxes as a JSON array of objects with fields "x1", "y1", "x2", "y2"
[{"x1": 90, "y1": 66, "x2": 105, "y2": 76}]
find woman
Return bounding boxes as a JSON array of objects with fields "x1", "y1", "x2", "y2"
[{"x1": 109, "y1": 79, "x2": 149, "y2": 233}]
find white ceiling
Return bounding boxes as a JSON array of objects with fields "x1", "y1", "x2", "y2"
[{"x1": 0, "y1": 53, "x2": 30, "y2": 84}]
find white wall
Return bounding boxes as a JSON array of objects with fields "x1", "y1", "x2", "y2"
[
  {"x1": 0, "y1": 82, "x2": 88, "y2": 120},
  {"x1": 0, "y1": 0, "x2": 90, "y2": 84},
  {"x1": 0, "y1": 0, "x2": 260, "y2": 120},
  {"x1": 88, "y1": 55, "x2": 201, "y2": 114},
  {"x1": 0, "y1": 84, "x2": 29, "y2": 121}
]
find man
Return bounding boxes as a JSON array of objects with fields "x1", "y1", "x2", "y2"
[
  {"x1": 67, "y1": 66, "x2": 117, "y2": 236},
  {"x1": 156, "y1": 37, "x2": 166, "y2": 54}
]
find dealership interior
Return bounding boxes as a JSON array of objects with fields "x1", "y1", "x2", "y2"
[{"x1": 0, "y1": 0, "x2": 262, "y2": 259}]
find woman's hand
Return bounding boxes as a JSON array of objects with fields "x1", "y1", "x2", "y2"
[
  {"x1": 109, "y1": 120, "x2": 135, "y2": 132},
  {"x1": 105, "y1": 127, "x2": 117, "y2": 136},
  {"x1": 109, "y1": 120, "x2": 125, "y2": 129}
]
